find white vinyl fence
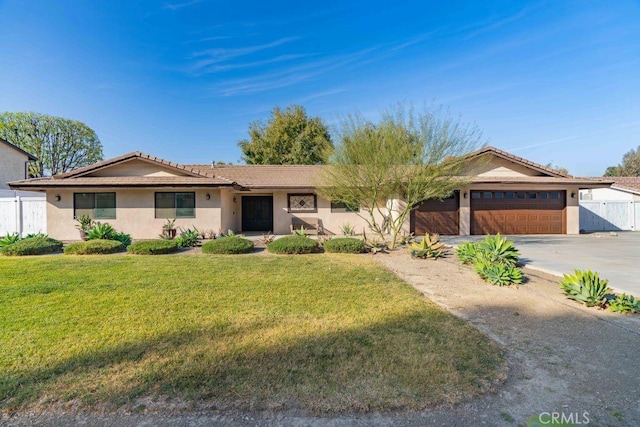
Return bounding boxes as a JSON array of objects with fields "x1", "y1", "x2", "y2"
[
  {"x1": 580, "y1": 201, "x2": 638, "y2": 232},
  {"x1": 0, "y1": 195, "x2": 47, "y2": 237}
]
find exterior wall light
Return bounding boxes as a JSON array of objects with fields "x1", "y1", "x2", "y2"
[
  {"x1": 55, "y1": 194, "x2": 61, "y2": 201},
  {"x1": 205, "y1": 193, "x2": 211, "y2": 200}
]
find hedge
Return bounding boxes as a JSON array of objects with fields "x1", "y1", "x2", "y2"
[
  {"x1": 202, "y1": 236, "x2": 254, "y2": 254},
  {"x1": 64, "y1": 239, "x2": 125, "y2": 255},
  {"x1": 0, "y1": 236, "x2": 63, "y2": 256},
  {"x1": 323, "y1": 237, "x2": 366, "y2": 254},
  {"x1": 127, "y1": 239, "x2": 179, "y2": 255},
  {"x1": 267, "y1": 235, "x2": 319, "y2": 254}
]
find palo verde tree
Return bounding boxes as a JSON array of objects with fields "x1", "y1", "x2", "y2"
[
  {"x1": 318, "y1": 105, "x2": 484, "y2": 249},
  {"x1": 238, "y1": 104, "x2": 333, "y2": 164},
  {"x1": 0, "y1": 112, "x2": 103, "y2": 177},
  {"x1": 604, "y1": 145, "x2": 640, "y2": 176}
]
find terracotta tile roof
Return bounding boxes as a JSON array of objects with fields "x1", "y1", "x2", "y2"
[
  {"x1": 188, "y1": 164, "x2": 326, "y2": 188},
  {"x1": 463, "y1": 146, "x2": 570, "y2": 177},
  {"x1": 610, "y1": 177, "x2": 640, "y2": 194},
  {"x1": 0, "y1": 138, "x2": 37, "y2": 160},
  {"x1": 9, "y1": 176, "x2": 234, "y2": 188}
]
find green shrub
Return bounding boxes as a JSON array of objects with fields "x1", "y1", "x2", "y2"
[
  {"x1": 202, "y1": 236, "x2": 254, "y2": 254},
  {"x1": 474, "y1": 261, "x2": 524, "y2": 286},
  {"x1": 112, "y1": 232, "x2": 132, "y2": 247},
  {"x1": 267, "y1": 235, "x2": 319, "y2": 254},
  {"x1": 409, "y1": 233, "x2": 447, "y2": 259},
  {"x1": 324, "y1": 237, "x2": 366, "y2": 254},
  {"x1": 456, "y1": 242, "x2": 477, "y2": 264},
  {"x1": 0, "y1": 236, "x2": 63, "y2": 256},
  {"x1": 560, "y1": 269, "x2": 611, "y2": 308},
  {"x1": 608, "y1": 294, "x2": 640, "y2": 314},
  {"x1": 64, "y1": 239, "x2": 125, "y2": 255},
  {"x1": 0, "y1": 233, "x2": 21, "y2": 247},
  {"x1": 86, "y1": 222, "x2": 117, "y2": 240},
  {"x1": 127, "y1": 239, "x2": 179, "y2": 255}
]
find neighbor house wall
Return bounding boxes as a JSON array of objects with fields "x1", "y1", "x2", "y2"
[
  {"x1": 46, "y1": 188, "x2": 223, "y2": 240},
  {"x1": 580, "y1": 188, "x2": 640, "y2": 201},
  {"x1": 0, "y1": 145, "x2": 30, "y2": 189}
]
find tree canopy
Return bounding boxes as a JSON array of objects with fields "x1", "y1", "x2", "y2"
[
  {"x1": 604, "y1": 146, "x2": 640, "y2": 176},
  {"x1": 0, "y1": 112, "x2": 103, "y2": 177},
  {"x1": 238, "y1": 105, "x2": 333, "y2": 165},
  {"x1": 318, "y1": 105, "x2": 484, "y2": 248}
]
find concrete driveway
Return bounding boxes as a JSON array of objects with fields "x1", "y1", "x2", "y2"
[{"x1": 442, "y1": 232, "x2": 640, "y2": 296}]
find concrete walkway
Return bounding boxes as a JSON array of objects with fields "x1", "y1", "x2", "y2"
[{"x1": 441, "y1": 232, "x2": 640, "y2": 296}]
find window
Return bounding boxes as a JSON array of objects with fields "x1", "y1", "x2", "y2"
[
  {"x1": 74, "y1": 193, "x2": 116, "y2": 219},
  {"x1": 155, "y1": 192, "x2": 195, "y2": 218},
  {"x1": 288, "y1": 193, "x2": 317, "y2": 213},
  {"x1": 505, "y1": 192, "x2": 515, "y2": 199},
  {"x1": 494, "y1": 192, "x2": 504, "y2": 199},
  {"x1": 528, "y1": 192, "x2": 537, "y2": 199},
  {"x1": 471, "y1": 191, "x2": 481, "y2": 199},
  {"x1": 483, "y1": 192, "x2": 493, "y2": 199},
  {"x1": 517, "y1": 192, "x2": 526, "y2": 199},
  {"x1": 331, "y1": 201, "x2": 359, "y2": 212},
  {"x1": 550, "y1": 192, "x2": 560, "y2": 199},
  {"x1": 540, "y1": 192, "x2": 548, "y2": 199}
]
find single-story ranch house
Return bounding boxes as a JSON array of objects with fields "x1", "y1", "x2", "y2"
[{"x1": 9, "y1": 146, "x2": 612, "y2": 240}]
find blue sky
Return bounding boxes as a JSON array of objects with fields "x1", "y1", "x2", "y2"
[{"x1": 1, "y1": 0, "x2": 639, "y2": 176}]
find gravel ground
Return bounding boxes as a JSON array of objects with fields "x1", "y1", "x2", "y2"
[{"x1": 3, "y1": 250, "x2": 639, "y2": 426}]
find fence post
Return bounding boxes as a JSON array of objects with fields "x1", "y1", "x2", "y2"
[{"x1": 15, "y1": 196, "x2": 23, "y2": 237}]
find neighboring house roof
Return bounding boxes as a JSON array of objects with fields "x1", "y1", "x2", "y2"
[
  {"x1": 609, "y1": 177, "x2": 640, "y2": 195},
  {"x1": 0, "y1": 138, "x2": 37, "y2": 161}
]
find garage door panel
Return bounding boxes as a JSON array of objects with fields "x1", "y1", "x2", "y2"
[
  {"x1": 471, "y1": 190, "x2": 565, "y2": 235},
  {"x1": 412, "y1": 193, "x2": 459, "y2": 235}
]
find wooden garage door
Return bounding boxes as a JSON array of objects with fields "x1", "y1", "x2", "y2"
[
  {"x1": 471, "y1": 190, "x2": 565, "y2": 235},
  {"x1": 411, "y1": 192, "x2": 459, "y2": 235}
]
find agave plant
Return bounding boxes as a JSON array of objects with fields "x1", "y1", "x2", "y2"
[
  {"x1": 456, "y1": 241, "x2": 478, "y2": 264},
  {"x1": 482, "y1": 263, "x2": 524, "y2": 286},
  {"x1": 608, "y1": 294, "x2": 640, "y2": 314},
  {"x1": 175, "y1": 227, "x2": 202, "y2": 248},
  {"x1": 409, "y1": 233, "x2": 448, "y2": 259},
  {"x1": 86, "y1": 222, "x2": 116, "y2": 240},
  {"x1": 477, "y1": 234, "x2": 519, "y2": 266},
  {"x1": 0, "y1": 233, "x2": 21, "y2": 247},
  {"x1": 560, "y1": 269, "x2": 611, "y2": 308}
]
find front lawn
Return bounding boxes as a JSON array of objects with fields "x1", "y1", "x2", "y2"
[{"x1": 0, "y1": 254, "x2": 504, "y2": 414}]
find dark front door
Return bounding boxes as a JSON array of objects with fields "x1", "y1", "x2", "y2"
[{"x1": 242, "y1": 196, "x2": 273, "y2": 232}]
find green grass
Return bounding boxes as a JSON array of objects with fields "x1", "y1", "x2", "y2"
[{"x1": 0, "y1": 254, "x2": 504, "y2": 414}]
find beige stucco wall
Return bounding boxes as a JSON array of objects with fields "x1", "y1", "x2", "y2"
[
  {"x1": 46, "y1": 188, "x2": 223, "y2": 241},
  {"x1": 236, "y1": 190, "x2": 384, "y2": 236},
  {"x1": 0, "y1": 144, "x2": 30, "y2": 189},
  {"x1": 90, "y1": 160, "x2": 187, "y2": 177},
  {"x1": 462, "y1": 156, "x2": 543, "y2": 177}
]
